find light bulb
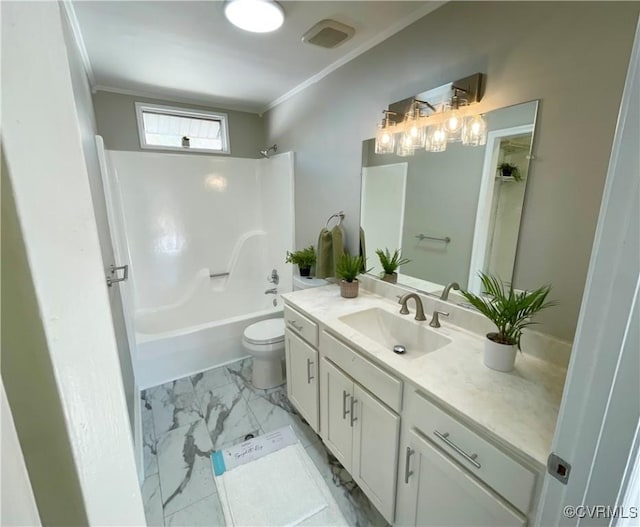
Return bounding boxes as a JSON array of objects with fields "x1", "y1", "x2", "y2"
[
  {"x1": 425, "y1": 124, "x2": 448, "y2": 153},
  {"x1": 224, "y1": 0, "x2": 284, "y2": 33},
  {"x1": 375, "y1": 121, "x2": 396, "y2": 154},
  {"x1": 396, "y1": 134, "x2": 415, "y2": 157},
  {"x1": 462, "y1": 114, "x2": 487, "y2": 146}
]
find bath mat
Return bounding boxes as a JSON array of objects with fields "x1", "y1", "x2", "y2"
[{"x1": 212, "y1": 426, "x2": 348, "y2": 526}]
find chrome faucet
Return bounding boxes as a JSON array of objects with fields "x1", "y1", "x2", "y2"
[
  {"x1": 264, "y1": 287, "x2": 278, "y2": 295},
  {"x1": 429, "y1": 310, "x2": 449, "y2": 328},
  {"x1": 440, "y1": 282, "x2": 460, "y2": 301},
  {"x1": 398, "y1": 293, "x2": 427, "y2": 321}
]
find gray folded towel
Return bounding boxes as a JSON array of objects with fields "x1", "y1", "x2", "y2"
[
  {"x1": 316, "y1": 228, "x2": 333, "y2": 278},
  {"x1": 316, "y1": 225, "x2": 345, "y2": 278}
]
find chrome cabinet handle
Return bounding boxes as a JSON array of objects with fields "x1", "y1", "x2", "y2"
[
  {"x1": 342, "y1": 390, "x2": 350, "y2": 420},
  {"x1": 306, "y1": 358, "x2": 314, "y2": 383},
  {"x1": 350, "y1": 397, "x2": 358, "y2": 427},
  {"x1": 404, "y1": 447, "x2": 414, "y2": 484},
  {"x1": 106, "y1": 264, "x2": 128, "y2": 287},
  {"x1": 288, "y1": 319, "x2": 303, "y2": 332},
  {"x1": 434, "y1": 430, "x2": 481, "y2": 469}
]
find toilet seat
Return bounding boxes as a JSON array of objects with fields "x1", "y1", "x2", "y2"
[{"x1": 243, "y1": 318, "x2": 285, "y2": 346}]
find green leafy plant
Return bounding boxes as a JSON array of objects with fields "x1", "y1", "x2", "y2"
[
  {"x1": 336, "y1": 254, "x2": 367, "y2": 283},
  {"x1": 375, "y1": 248, "x2": 410, "y2": 275},
  {"x1": 460, "y1": 272, "x2": 556, "y2": 350},
  {"x1": 285, "y1": 246, "x2": 316, "y2": 269},
  {"x1": 497, "y1": 162, "x2": 522, "y2": 182}
]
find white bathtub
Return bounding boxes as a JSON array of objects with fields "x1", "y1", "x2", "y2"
[{"x1": 134, "y1": 268, "x2": 285, "y2": 389}]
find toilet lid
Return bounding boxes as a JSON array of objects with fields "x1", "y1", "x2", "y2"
[{"x1": 244, "y1": 318, "x2": 285, "y2": 345}]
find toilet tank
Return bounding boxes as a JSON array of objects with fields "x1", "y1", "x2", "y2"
[{"x1": 293, "y1": 276, "x2": 328, "y2": 291}]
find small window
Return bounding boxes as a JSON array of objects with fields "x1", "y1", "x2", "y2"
[{"x1": 135, "y1": 103, "x2": 230, "y2": 154}]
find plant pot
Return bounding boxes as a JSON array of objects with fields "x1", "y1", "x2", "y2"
[
  {"x1": 483, "y1": 333, "x2": 517, "y2": 372},
  {"x1": 340, "y1": 279, "x2": 359, "y2": 298},
  {"x1": 381, "y1": 272, "x2": 398, "y2": 284},
  {"x1": 299, "y1": 266, "x2": 311, "y2": 277}
]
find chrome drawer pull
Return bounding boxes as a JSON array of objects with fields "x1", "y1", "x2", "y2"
[
  {"x1": 404, "y1": 447, "x2": 414, "y2": 484},
  {"x1": 306, "y1": 358, "x2": 314, "y2": 383},
  {"x1": 434, "y1": 430, "x2": 481, "y2": 469},
  {"x1": 350, "y1": 397, "x2": 358, "y2": 427},
  {"x1": 287, "y1": 319, "x2": 303, "y2": 331},
  {"x1": 342, "y1": 390, "x2": 350, "y2": 419}
]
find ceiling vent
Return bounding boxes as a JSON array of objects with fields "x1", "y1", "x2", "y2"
[{"x1": 302, "y1": 19, "x2": 355, "y2": 49}]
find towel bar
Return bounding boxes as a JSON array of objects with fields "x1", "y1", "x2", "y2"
[{"x1": 416, "y1": 234, "x2": 451, "y2": 243}]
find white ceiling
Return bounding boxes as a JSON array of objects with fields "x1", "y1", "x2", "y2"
[{"x1": 70, "y1": 1, "x2": 440, "y2": 113}]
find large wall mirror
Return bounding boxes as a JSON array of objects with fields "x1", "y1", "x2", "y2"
[{"x1": 360, "y1": 100, "x2": 538, "y2": 295}]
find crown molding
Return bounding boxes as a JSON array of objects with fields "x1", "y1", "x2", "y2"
[
  {"x1": 262, "y1": 1, "x2": 447, "y2": 113},
  {"x1": 60, "y1": 1, "x2": 96, "y2": 86}
]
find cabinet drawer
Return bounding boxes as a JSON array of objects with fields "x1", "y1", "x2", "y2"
[
  {"x1": 321, "y1": 331, "x2": 402, "y2": 413},
  {"x1": 409, "y1": 391, "x2": 536, "y2": 514},
  {"x1": 284, "y1": 304, "x2": 318, "y2": 347}
]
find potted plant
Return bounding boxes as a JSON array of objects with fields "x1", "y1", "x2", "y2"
[
  {"x1": 460, "y1": 273, "x2": 555, "y2": 372},
  {"x1": 336, "y1": 254, "x2": 365, "y2": 298},
  {"x1": 285, "y1": 246, "x2": 316, "y2": 277},
  {"x1": 375, "y1": 248, "x2": 410, "y2": 284},
  {"x1": 497, "y1": 162, "x2": 522, "y2": 181}
]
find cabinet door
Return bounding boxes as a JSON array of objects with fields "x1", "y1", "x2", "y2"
[
  {"x1": 352, "y1": 384, "x2": 400, "y2": 524},
  {"x1": 319, "y1": 358, "x2": 353, "y2": 469},
  {"x1": 285, "y1": 329, "x2": 318, "y2": 432},
  {"x1": 398, "y1": 429, "x2": 526, "y2": 527}
]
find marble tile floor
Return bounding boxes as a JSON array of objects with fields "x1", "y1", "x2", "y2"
[{"x1": 141, "y1": 357, "x2": 389, "y2": 527}]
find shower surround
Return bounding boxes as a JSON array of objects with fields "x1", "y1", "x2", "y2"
[{"x1": 105, "y1": 149, "x2": 294, "y2": 388}]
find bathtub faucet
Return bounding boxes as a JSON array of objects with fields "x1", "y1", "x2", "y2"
[{"x1": 265, "y1": 288, "x2": 278, "y2": 295}]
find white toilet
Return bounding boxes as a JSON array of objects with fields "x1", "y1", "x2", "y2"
[{"x1": 242, "y1": 275, "x2": 328, "y2": 389}]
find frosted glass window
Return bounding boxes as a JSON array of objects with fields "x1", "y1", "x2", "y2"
[{"x1": 135, "y1": 103, "x2": 229, "y2": 154}]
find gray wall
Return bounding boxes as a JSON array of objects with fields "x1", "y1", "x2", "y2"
[
  {"x1": 265, "y1": 1, "x2": 639, "y2": 341},
  {"x1": 1, "y1": 152, "x2": 89, "y2": 527},
  {"x1": 61, "y1": 11, "x2": 136, "y2": 431},
  {"x1": 93, "y1": 91, "x2": 265, "y2": 158}
]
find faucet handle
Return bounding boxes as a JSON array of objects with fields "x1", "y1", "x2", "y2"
[{"x1": 429, "y1": 310, "x2": 449, "y2": 328}]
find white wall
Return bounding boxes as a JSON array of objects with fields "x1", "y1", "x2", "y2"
[
  {"x1": 258, "y1": 152, "x2": 295, "y2": 295},
  {"x1": 0, "y1": 382, "x2": 41, "y2": 527},
  {"x1": 265, "y1": 1, "x2": 640, "y2": 341},
  {"x1": 1, "y1": 2, "x2": 145, "y2": 524}
]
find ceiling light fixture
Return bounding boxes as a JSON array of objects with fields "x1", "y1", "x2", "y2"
[{"x1": 224, "y1": 0, "x2": 284, "y2": 33}]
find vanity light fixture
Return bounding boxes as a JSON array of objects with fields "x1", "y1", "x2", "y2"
[
  {"x1": 373, "y1": 73, "x2": 488, "y2": 155},
  {"x1": 224, "y1": 0, "x2": 284, "y2": 33}
]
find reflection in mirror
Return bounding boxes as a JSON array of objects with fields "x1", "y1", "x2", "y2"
[{"x1": 361, "y1": 101, "x2": 538, "y2": 295}]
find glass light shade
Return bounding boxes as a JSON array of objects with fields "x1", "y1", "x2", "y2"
[
  {"x1": 401, "y1": 112, "x2": 426, "y2": 150},
  {"x1": 462, "y1": 114, "x2": 488, "y2": 146},
  {"x1": 425, "y1": 124, "x2": 448, "y2": 153},
  {"x1": 396, "y1": 133, "x2": 415, "y2": 157},
  {"x1": 224, "y1": 0, "x2": 284, "y2": 33},
  {"x1": 375, "y1": 123, "x2": 396, "y2": 154},
  {"x1": 444, "y1": 107, "x2": 464, "y2": 142}
]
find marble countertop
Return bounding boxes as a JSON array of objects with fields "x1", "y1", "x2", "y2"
[{"x1": 282, "y1": 284, "x2": 567, "y2": 469}]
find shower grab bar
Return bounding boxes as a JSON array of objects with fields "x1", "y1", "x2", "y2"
[
  {"x1": 209, "y1": 272, "x2": 230, "y2": 278},
  {"x1": 415, "y1": 234, "x2": 451, "y2": 243}
]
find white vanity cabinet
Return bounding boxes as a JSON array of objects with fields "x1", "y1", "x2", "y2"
[
  {"x1": 319, "y1": 332, "x2": 401, "y2": 524},
  {"x1": 284, "y1": 304, "x2": 319, "y2": 432},
  {"x1": 395, "y1": 429, "x2": 526, "y2": 527},
  {"x1": 395, "y1": 388, "x2": 536, "y2": 526}
]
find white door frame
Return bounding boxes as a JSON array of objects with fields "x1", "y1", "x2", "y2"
[
  {"x1": 2, "y1": 3, "x2": 145, "y2": 524},
  {"x1": 468, "y1": 124, "x2": 534, "y2": 293},
  {"x1": 536, "y1": 17, "x2": 640, "y2": 526}
]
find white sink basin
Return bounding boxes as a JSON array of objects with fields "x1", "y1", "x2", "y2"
[{"x1": 339, "y1": 307, "x2": 451, "y2": 359}]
